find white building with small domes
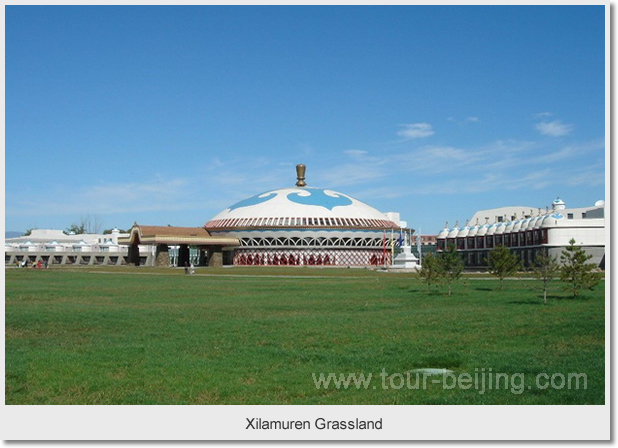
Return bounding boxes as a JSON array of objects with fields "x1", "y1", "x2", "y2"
[
  {"x1": 436, "y1": 197, "x2": 605, "y2": 269},
  {"x1": 5, "y1": 228, "x2": 130, "y2": 266}
]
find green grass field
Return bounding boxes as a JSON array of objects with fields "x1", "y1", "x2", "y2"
[{"x1": 5, "y1": 266, "x2": 605, "y2": 405}]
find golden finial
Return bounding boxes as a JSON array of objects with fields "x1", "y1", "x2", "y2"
[{"x1": 295, "y1": 164, "x2": 307, "y2": 187}]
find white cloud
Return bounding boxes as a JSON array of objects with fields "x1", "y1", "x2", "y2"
[
  {"x1": 296, "y1": 143, "x2": 315, "y2": 156},
  {"x1": 318, "y1": 135, "x2": 602, "y2": 199},
  {"x1": 448, "y1": 116, "x2": 479, "y2": 125},
  {"x1": 318, "y1": 162, "x2": 387, "y2": 188},
  {"x1": 424, "y1": 146, "x2": 471, "y2": 161},
  {"x1": 397, "y1": 123, "x2": 434, "y2": 139},
  {"x1": 393, "y1": 145, "x2": 486, "y2": 174},
  {"x1": 343, "y1": 149, "x2": 368, "y2": 158},
  {"x1": 6, "y1": 177, "x2": 195, "y2": 218},
  {"x1": 415, "y1": 169, "x2": 552, "y2": 195},
  {"x1": 565, "y1": 161, "x2": 605, "y2": 187},
  {"x1": 483, "y1": 139, "x2": 602, "y2": 171},
  {"x1": 347, "y1": 186, "x2": 411, "y2": 201},
  {"x1": 534, "y1": 112, "x2": 553, "y2": 118},
  {"x1": 535, "y1": 120, "x2": 574, "y2": 137},
  {"x1": 532, "y1": 145, "x2": 582, "y2": 164}
]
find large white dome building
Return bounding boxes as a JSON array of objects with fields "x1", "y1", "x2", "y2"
[{"x1": 205, "y1": 164, "x2": 404, "y2": 266}]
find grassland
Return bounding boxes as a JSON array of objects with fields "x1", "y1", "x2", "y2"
[{"x1": 5, "y1": 266, "x2": 605, "y2": 405}]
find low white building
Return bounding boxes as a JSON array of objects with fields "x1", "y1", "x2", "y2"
[
  {"x1": 4, "y1": 228, "x2": 137, "y2": 266},
  {"x1": 436, "y1": 198, "x2": 605, "y2": 269}
]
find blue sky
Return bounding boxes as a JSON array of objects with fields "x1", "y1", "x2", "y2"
[{"x1": 5, "y1": 5, "x2": 606, "y2": 234}]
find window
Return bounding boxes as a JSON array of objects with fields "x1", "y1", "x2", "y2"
[
  {"x1": 476, "y1": 236, "x2": 485, "y2": 249},
  {"x1": 567, "y1": 213, "x2": 574, "y2": 219}
]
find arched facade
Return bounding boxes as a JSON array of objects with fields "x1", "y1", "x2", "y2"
[{"x1": 436, "y1": 198, "x2": 605, "y2": 268}]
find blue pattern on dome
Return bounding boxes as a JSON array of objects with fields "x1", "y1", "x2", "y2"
[
  {"x1": 228, "y1": 191, "x2": 278, "y2": 211},
  {"x1": 550, "y1": 213, "x2": 564, "y2": 220},
  {"x1": 286, "y1": 189, "x2": 353, "y2": 210}
]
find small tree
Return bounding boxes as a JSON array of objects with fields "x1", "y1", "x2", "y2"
[
  {"x1": 439, "y1": 244, "x2": 464, "y2": 296},
  {"x1": 533, "y1": 250, "x2": 559, "y2": 305},
  {"x1": 65, "y1": 223, "x2": 86, "y2": 235},
  {"x1": 65, "y1": 215, "x2": 103, "y2": 235},
  {"x1": 560, "y1": 239, "x2": 601, "y2": 298},
  {"x1": 418, "y1": 253, "x2": 443, "y2": 293},
  {"x1": 487, "y1": 245, "x2": 521, "y2": 290}
]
